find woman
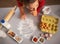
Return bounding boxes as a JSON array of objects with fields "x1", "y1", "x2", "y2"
[{"x1": 17, "y1": 0, "x2": 45, "y2": 19}]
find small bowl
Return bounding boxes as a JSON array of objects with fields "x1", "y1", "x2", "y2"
[
  {"x1": 32, "y1": 36, "x2": 38, "y2": 43},
  {"x1": 42, "y1": 7, "x2": 51, "y2": 14},
  {"x1": 7, "y1": 30, "x2": 15, "y2": 37},
  {"x1": 15, "y1": 36, "x2": 23, "y2": 43},
  {"x1": 39, "y1": 37, "x2": 45, "y2": 44},
  {"x1": 13, "y1": 34, "x2": 23, "y2": 43}
]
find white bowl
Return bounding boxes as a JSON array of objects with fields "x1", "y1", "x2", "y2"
[
  {"x1": 38, "y1": 37, "x2": 45, "y2": 44},
  {"x1": 42, "y1": 7, "x2": 51, "y2": 14},
  {"x1": 32, "y1": 36, "x2": 39, "y2": 43}
]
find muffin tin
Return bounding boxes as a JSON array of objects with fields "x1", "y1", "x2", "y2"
[{"x1": 40, "y1": 15, "x2": 59, "y2": 34}]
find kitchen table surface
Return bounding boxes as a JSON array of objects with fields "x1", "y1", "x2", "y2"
[{"x1": 0, "y1": 5, "x2": 60, "y2": 44}]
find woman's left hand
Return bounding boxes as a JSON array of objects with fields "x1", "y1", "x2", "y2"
[{"x1": 30, "y1": 10, "x2": 37, "y2": 16}]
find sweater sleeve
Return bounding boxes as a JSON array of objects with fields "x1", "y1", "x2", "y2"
[
  {"x1": 37, "y1": 0, "x2": 45, "y2": 13},
  {"x1": 17, "y1": 0, "x2": 23, "y2": 7}
]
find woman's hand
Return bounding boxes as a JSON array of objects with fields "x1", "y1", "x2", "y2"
[
  {"x1": 31, "y1": 10, "x2": 37, "y2": 16},
  {"x1": 20, "y1": 13, "x2": 26, "y2": 20},
  {"x1": 19, "y1": 6, "x2": 26, "y2": 20}
]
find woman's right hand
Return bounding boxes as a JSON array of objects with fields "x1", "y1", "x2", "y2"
[{"x1": 20, "y1": 13, "x2": 26, "y2": 20}]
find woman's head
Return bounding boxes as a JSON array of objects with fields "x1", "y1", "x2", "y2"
[{"x1": 19, "y1": 0, "x2": 39, "y2": 11}]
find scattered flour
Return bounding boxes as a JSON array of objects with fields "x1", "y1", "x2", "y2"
[{"x1": 17, "y1": 18, "x2": 37, "y2": 38}]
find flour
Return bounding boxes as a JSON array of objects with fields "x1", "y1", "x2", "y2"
[{"x1": 17, "y1": 18, "x2": 37, "y2": 38}]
